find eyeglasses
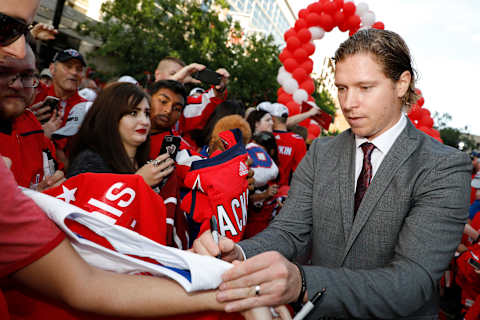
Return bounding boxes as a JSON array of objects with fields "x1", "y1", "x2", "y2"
[
  {"x1": 0, "y1": 12, "x2": 33, "y2": 47},
  {"x1": 3, "y1": 73, "x2": 39, "y2": 88}
]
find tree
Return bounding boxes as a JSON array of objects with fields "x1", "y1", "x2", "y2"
[
  {"x1": 78, "y1": 0, "x2": 281, "y2": 105},
  {"x1": 432, "y1": 111, "x2": 477, "y2": 151}
]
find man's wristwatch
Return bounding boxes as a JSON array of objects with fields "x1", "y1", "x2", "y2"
[{"x1": 291, "y1": 262, "x2": 307, "y2": 312}]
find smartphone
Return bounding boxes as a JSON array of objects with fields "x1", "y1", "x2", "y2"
[
  {"x1": 159, "y1": 135, "x2": 181, "y2": 160},
  {"x1": 468, "y1": 257, "x2": 480, "y2": 269},
  {"x1": 42, "y1": 96, "x2": 60, "y2": 113},
  {"x1": 192, "y1": 69, "x2": 222, "y2": 86}
]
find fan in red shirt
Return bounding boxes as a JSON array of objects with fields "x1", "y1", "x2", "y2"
[
  {"x1": 257, "y1": 102, "x2": 307, "y2": 186},
  {"x1": 0, "y1": 45, "x2": 64, "y2": 190}
]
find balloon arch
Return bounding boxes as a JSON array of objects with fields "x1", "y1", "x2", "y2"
[{"x1": 276, "y1": 0, "x2": 441, "y2": 142}]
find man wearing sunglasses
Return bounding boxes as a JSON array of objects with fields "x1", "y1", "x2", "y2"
[
  {"x1": 0, "y1": 45, "x2": 65, "y2": 191},
  {"x1": 0, "y1": 0, "x2": 39, "y2": 61}
]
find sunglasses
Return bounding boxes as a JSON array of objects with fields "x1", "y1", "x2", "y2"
[{"x1": 0, "y1": 12, "x2": 33, "y2": 47}]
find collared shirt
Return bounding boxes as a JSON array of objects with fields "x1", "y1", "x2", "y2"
[{"x1": 354, "y1": 114, "x2": 407, "y2": 190}]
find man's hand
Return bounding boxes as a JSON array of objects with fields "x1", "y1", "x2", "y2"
[
  {"x1": 136, "y1": 153, "x2": 174, "y2": 187},
  {"x1": 171, "y1": 63, "x2": 206, "y2": 84},
  {"x1": 37, "y1": 170, "x2": 65, "y2": 192},
  {"x1": 42, "y1": 110, "x2": 62, "y2": 139},
  {"x1": 214, "y1": 68, "x2": 230, "y2": 96},
  {"x1": 191, "y1": 230, "x2": 244, "y2": 262},
  {"x1": 30, "y1": 100, "x2": 53, "y2": 123},
  {"x1": 246, "y1": 157, "x2": 255, "y2": 192},
  {"x1": 217, "y1": 251, "x2": 303, "y2": 313},
  {"x1": 30, "y1": 23, "x2": 58, "y2": 41}
]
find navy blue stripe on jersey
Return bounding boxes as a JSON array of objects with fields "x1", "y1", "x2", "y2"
[
  {"x1": 20, "y1": 130, "x2": 44, "y2": 137},
  {"x1": 190, "y1": 142, "x2": 246, "y2": 170}
]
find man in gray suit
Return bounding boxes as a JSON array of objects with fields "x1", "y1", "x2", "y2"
[{"x1": 193, "y1": 29, "x2": 471, "y2": 319}]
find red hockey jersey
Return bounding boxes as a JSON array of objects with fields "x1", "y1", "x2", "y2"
[
  {"x1": 273, "y1": 130, "x2": 307, "y2": 186},
  {"x1": 181, "y1": 129, "x2": 249, "y2": 242}
]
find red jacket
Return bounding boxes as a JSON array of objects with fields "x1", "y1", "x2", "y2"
[{"x1": 0, "y1": 110, "x2": 60, "y2": 188}]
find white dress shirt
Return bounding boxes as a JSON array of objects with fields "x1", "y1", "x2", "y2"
[{"x1": 354, "y1": 114, "x2": 407, "y2": 190}]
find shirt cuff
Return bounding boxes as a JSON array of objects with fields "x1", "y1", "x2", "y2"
[{"x1": 236, "y1": 244, "x2": 247, "y2": 261}]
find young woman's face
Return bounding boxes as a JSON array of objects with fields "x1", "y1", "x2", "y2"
[
  {"x1": 255, "y1": 113, "x2": 273, "y2": 133},
  {"x1": 118, "y1": 98, "x2": 151, "y2": 154}
]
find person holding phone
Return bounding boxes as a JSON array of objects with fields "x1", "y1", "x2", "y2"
[{"x1": 154, "y1": 57, "x2": 230, "y2": 146}]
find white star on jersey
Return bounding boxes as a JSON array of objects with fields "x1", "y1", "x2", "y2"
[{"x1": 56, "y1": 185, "x2": 77, "y2": 204}]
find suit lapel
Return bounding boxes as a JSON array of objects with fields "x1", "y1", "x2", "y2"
[
  {"x1": 339, "y1": 131, "x2": 356, "y2": 243},
  {"x1": 341, "y1": 120, "x2": 420, "y2": 263}
]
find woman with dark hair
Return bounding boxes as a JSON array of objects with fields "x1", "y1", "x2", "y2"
[
  {"x1": 68, "y1": 82, "x2": 173, "y2": 187},
  {"x1": 246, "y1": 109, "x2": 273, "y2": 136}
]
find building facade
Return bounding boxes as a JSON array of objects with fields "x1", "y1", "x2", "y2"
[{"x1": 225, "y1": 0, "x2": 296, "y2": 46}]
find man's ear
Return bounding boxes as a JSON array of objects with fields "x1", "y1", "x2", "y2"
[
  {"x1": 49, "y1": 63, "x2": 55, "y2": 77},
  {"x1": 396, "y1": 70, "x2": 411, "y2": 99}
]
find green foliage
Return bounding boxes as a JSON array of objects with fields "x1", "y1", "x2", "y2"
[
  {"x1": 78, "y1": 0, "x2": 281, "y2": 105},
  {"x1": 312, "y1": 80, "x2": 336, "y2": 116},
  {"x1": 433, "y1": 111, "x2": 476, "y2": 151}
]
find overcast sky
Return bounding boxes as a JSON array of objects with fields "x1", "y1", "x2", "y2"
[{"x1": 290, "y1": 0, "x2": 480, "y2": 135}]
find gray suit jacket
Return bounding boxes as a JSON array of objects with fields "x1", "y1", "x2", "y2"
[{"x1": 240, "y1": 120, "x2": 471, "y2": 319}]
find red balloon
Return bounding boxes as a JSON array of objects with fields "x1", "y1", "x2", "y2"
[
  {"x1": 306, "y1": 13, "x2": 322, "y2": 27},
  {"x1": 346, "y1": 15, "x2": 361, "y2": 30},
  {"x1": 292, "y1": 68, "x2": 308, "y2": 82},
  {"x1": 419, "y1": 108, "x2": 431, "y2": 118},
  {"x1": 286, "y1": 101, "x2": 301, "y2": 116},
  {"x1": 419, "y1": 115, "x2": 434, "y2": 128},
  {"x1": 335, "y1": 0, "x2": 345, "y2": 10},
  {"x1": 300, "y1": 59, "x2": 314, "y2": 74},
  {"x1": 283, "y1": 28, "x2": 297, "y2": 42},
  {"x1": 302, "y1": 42, "x2": 315, "y2": 56},
  {"x1": 349, "y1": 27, "x2": 359, "y2": 36},
  {"x1": 298, "y1": 9, "x2": 309, "y2": 19},
  {"x1": 283, "y1": 58, "x2": 299, "y2": 73},
  {"x1": 417, "y1": 97, "x2": 425, "y2": 107},
  {"x1": 319, "y1": 13, "x2": 334, "y2": 32},
  {"x1": 279, "y1": 49, "x2": 294, "y2": 62},
  {"x1": 277, "y1": 87, "x2": 286, "y2": 97},
  {"x1": 278, "y1": 93, "x2": 291, "y2": 105},
  {"x1": 333, "y1": 11, "x2": 345, "y2": 28},
  {"x1": 297, "y1": 28, "x2": 312, "y2": 43},
  {"x1": 308, "y1": 2, "x2": 323, "y2": 14},
  {"x1": 342, "y1": 1, "x2": 356, "y2": 16},
  {"x1": 415, "y1": 88, "x2": 422, "y2": 96},
  {"x1": 293, "y1": 48, "x2": 308, "y2": 62},
  {"x1": 324, "y1": 1, "x2": 337, "y2": 15},
  {"x1": 300, "y1": 78, "x2": 315, "y2": 95},
  {"x1": 286, "y1": 37, "x2": 302, "y2": 51},
  {"x1": 371, "y1": 21, "x2": 385, "y2": 30},
  {"x1": 338, "y1": 21, "x2": 349, "y2": 32},
  {"x1": 294, "y1": 19, "x2": 308, "y2": 32},
  {"x1": 407, "y1": 104, "x2": 421, "y2": 121}
]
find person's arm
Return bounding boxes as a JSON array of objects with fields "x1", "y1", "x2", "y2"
[
  {"x1": 13, "y1": 239, "x2": 226, "y2": 316},
  {"x1": 286, "y1": 108, "x2": 319, "y2": 129}
]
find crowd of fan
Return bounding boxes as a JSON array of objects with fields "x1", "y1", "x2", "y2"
[{"x1": 0, "y1": 22, "x2": 323, "y2": 319}]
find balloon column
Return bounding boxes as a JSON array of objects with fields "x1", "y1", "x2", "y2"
[
  {"x1": 276, "y1": 0, "x2": 384, "y2": 139},
  {"x1": 407, "y1": 89, "x2": 442, "y2": 142}
]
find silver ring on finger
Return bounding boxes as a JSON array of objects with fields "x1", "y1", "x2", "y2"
[
  {"x1": 255, "y1": 284, "x2": 261, "y2": 297},
  {"x1": 148, "y1": 159, "x2": 162, "y2": 167}
]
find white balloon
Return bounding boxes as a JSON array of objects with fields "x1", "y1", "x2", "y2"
[
  {"x1": 355, "y1": 2, "x2": 369, "y2": 17},
  {"x1": 278, "y1": 66, "x2": 287, "y2": 76},
  {"x1": 308, "y1": 27, "x2": 325, "y2": 40},
  {"x1": 283, "y1": 79, "x2": 299, "y2": 94},
  {"x1": 361, "y1": 11, "x2": 376, "y2": 27},
  {"x1": 277, "y1": 72, "x2": 292, "y2": 86},
  {"x1": 293, "y1": 89, "x2": 308, "y2": 104}
]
